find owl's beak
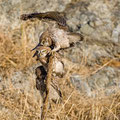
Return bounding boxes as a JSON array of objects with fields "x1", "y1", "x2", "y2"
[
  {"x1": 32, "y1": 50, "x2": 39, "y2": 57},
  {"x1": 31, "y1": 43, "x2": 40, "y2": 51}
]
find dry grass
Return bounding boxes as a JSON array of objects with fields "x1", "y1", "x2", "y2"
[
  {"x1": 0, "y1": 88, "x2": 41, "y2": 120},
  {"x1": 55, "y1": 73, "x2": 120, "y2": 120},
  {"x1": 0, "y1": 24, "x2": 120, "y2": 120},
  {"x1": 0, "y1": 78, "x2": 120, "y2": 120},
  {"x1": 0, "y1": 27, "x2": 36, "y2": 75}
]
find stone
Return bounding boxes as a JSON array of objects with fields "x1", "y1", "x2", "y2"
[
  {"x1": 80, "y1": 24, "x2": 94, "y2": 35},
  {"x1": 112, "y1": 24, "x2": 120, "y2": 43},
  {"x1": 86, "y1": 67, "x2": 120, "y2": 93},
  {"x1": 70, "y1": 74, "x2": 92, "y2": 97}
]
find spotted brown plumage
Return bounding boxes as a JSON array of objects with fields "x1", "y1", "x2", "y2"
[
  {"x1": 31, "y1": 30, "x2": 53, "y2": 51},
  {"x1": 33, "y1": 46, "x2": 51, "y2": 68},
  {"x1": 21, "y1": 11, "x2": 83, "y2": 52},
  {"x1": 33, "y1": 46, "x2": 64, "y2": 76},
  {"x1": 35, "y1": 65, "x2": 62, "y2": 103},
  {"x1": 32, "y1": 27, "x2": 83, "y2": 52},
  {"x1": 20, "y1": 11, "x2": 67, "y2": 27}
]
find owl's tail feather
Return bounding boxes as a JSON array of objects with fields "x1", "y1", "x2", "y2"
[{"x1": 68, "y1": 32, "x2": 83, "y2": 45}]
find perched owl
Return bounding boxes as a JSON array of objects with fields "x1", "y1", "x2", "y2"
[
  {"x1": 32, "y1": 27, "x2": 83, "y2": 52},
  {"x1": 35, "y1": 66, "x2": 62, "y2": 103},
  {"x1": 32, "y1": 30, "x2": 53, "y2": 51},
  {"x1": 33, "y1": 46, "x2": 51, "y2": 67},
  {"x1": 35, "y1": 66, "x2": 47, "y2": 100},
  {"x1": 33, "y1": 46, "x2": 64, "y2": 76},
  {"x1": 21, "y1": 11, "x2": 83, "y2": 52}
]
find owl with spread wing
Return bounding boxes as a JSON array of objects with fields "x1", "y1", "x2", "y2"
[
  {"x1": 21, "y1": 11, "x2": 83, "y2": 52},
  {"x1": 20, "y1": 11, "x2": 67, "y2": 28}
]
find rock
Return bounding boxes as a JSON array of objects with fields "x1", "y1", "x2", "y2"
[
  {"x1": 65, "y1": 1, "x2": 96, "y2": 32},
  {"x1": 94, "y1": 19, "x2": 103, "y2": 27},
  {"x1": 86, "y1": 66, "x2": 120, "y2": 92},
  {"x1": 0, "y1": 0, "x2": 71, "y2": 31},
  {"x1": 0, "y1": 0, "x2": 71, "y2": 48},
  {"x1": 63, "y1": 38, "x2": 117, "y2": 66},
  {"x1": 88, "y1": 1, "x2": 112, "y2": 19},
  {"x1": 69, "y1": 66, "x2": 120, "y2": 97},
  {"x1": 70, "y1": 74, "x2": 92, "y2": 97},
  {"x1": 80, "y1": 24, "x2": 94, "y2": 35},
  {"x1": 112, "y1": 24, "x2": 120, "y2": 43},
  {"x1": 64, "y1": 0, "x2": 119, "y2": 42}
]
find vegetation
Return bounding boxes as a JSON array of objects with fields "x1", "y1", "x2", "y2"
[{"x1": 0, "y1": 23, "x2": 120, "y2": 120}]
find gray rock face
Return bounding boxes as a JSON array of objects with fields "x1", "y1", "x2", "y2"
[
  {"x1": 0, "y1": 0, "x2": 120, "y2": 101},
  {"x1": 0, "y1": 65, "x2": 40, "y2": 99},
  {"x1": 0, "y1": 0, "x2": 71, "y2": 48},
  {"x1": 87, "y1": 66, "x2": 120, "y2": 89},
  {"x1": 65, "y1": 0, "x2": 120, "y2": 43},
  {"x1": 70, "y1": 66, "x2": 120, "y2": 97},
  {"x1": 64, "y1": 38, "x2": 120, "y2": 65},
  {"x1": 112, "y1": 24, "x2": 120, "y2": 43},
  {"x1": 0, "y1": 0, "x2": 71, "y2": 30},
  {"x1": 80, "y1": 24, "x2": 94, "y2": 35},
  {"x1": 1, "y1": 0, "x2": 120, "y2": 44},
  {"x1": 61, "y1": 0, "x2": 120, "y2": 96},
  {"x1": 70, "y1": 74, "x2": 92, "y2": 97}
]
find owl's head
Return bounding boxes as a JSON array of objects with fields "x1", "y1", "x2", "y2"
[
  {"x1": 39, "y1": 31, "x2": 52, "y2": 47},
  {"x1": 33, "y1": 46, "x2": 51, "y2": 58}
]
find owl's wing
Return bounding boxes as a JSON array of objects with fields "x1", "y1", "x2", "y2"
[
  {"x1": 67, "y1": 32, "x2": 84, "y2": 45},
  {"x1": 51, "y1": 80, "x2": 62, "y2": 98},
  {"x1": 20, "y1": 11, "x2": 67, "y2": 27}
]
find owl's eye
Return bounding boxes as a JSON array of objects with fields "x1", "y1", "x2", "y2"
[
  {"x1": 41, "y1": 49, "x2": 46, "y2": 53},
  {"x1": 39, "y1": 49, "x2": 47, "y2": 56},
  {"x1": 40, "y1": 38, "x2": 50, "y2": 46},
  {"x1": 41, "y1": 39, "x2": 47, "y2": 44}
]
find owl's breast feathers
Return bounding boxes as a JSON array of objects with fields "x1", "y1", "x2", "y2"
[{"x1": 49, "y1": 27, "x2": 70, "y2": 48}]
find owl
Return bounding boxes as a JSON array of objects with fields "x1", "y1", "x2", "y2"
[
  {"x1": 32, "y1": 30, "x2": 53, "y2": 51},
  {"x1": 20, "y1": 11, "x2": 67, "y2": 28},
  {"x1": 32, "y1": 27, "x2": 82, "y2": 52},
  {"x1": 33, "y1": 46, "x2": 64, "y2": 76},
  {"x1": 33, "y1": 46, "x2": 51, "y2": 67},
  {"x1": 21, "y1": 11, "x2": 83, "y2": 52},
  {"x1": 35, "y1": 66, "x2": 47, "y2": 100},
  {"x1": 35, "y1": 66, "x2": 62, "y2": 103},
  {"x1": 52, "y1": 52, "x2": 64, "y2": 76}
]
